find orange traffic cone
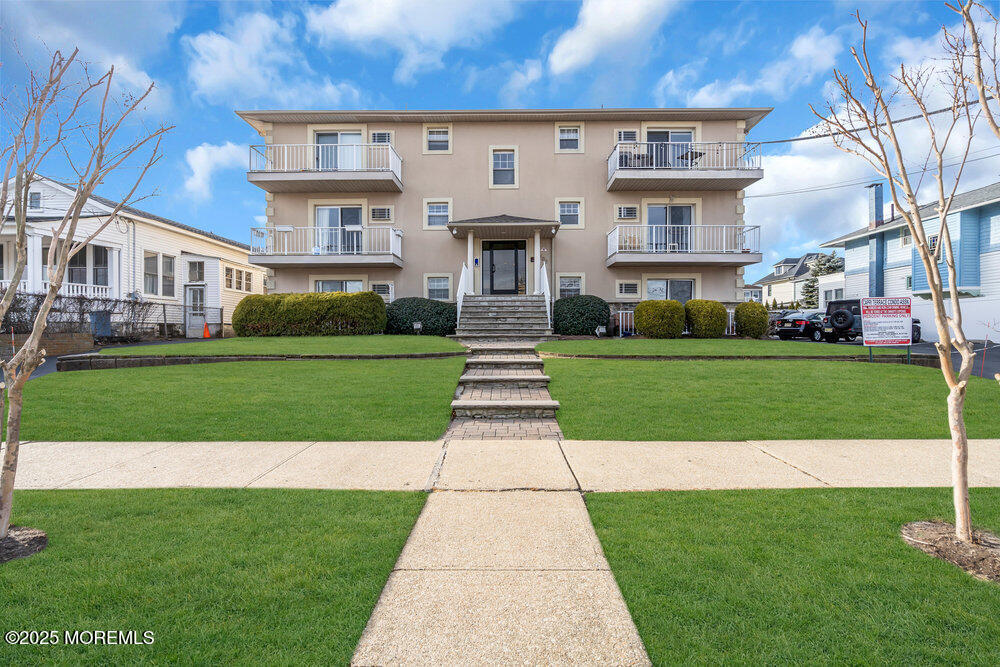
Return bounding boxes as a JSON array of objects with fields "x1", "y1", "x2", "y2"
[{"x1": 203, "y1": 322, "x2": 211, "y2": 339}]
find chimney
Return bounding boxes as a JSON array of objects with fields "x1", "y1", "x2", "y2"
[{"x1": 867, "y1": 182, "x2": 884, "y2": 230}]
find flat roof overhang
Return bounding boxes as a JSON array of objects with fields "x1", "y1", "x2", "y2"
[
  {"x1": 607, "y1": 169, "x2": 764, "y2": 192},
  {"x1": 247, "y1": 171, "x2": 403, "y2": 193},
  {"x1": 447, "y1": 221, "x2": 560, "y2": 240},
  {"x1": 606, "y1": 252, "x2": 763, "y2": 267},
  {"x1": 249, "y1": 254, "x2": 403, "y2": 269}
]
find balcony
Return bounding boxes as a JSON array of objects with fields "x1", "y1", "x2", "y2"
[
  {"x1": 247, "y1": 143, "x2": 403, "y2": 193},
  {"x1": 249, "y1": 226, "x2": 403, "y2": 268},
  {"x1": 606, "y1": 142, "x2": 763, "y2": 191},
  {"x1": 606, "y1": 224, "x2": 761, "y2": 267}
]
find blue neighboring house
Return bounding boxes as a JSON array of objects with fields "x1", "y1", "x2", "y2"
[{"x1": 821, "y1": 181, "x2": 1000, "y2": 340}]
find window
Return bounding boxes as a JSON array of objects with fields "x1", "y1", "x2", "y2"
[
  {"x1": 144, "y1": 251, "x2": 158, "y2": 294},
  {"x1": 188, "y1": 261, "x2": 205, "y2": 282},
  {"x1": 928, "y1": 235, "x2": 939, "y2": 253},
  {"x1": 245, "y1": 272, "x2": 252, "y2": 292},
  {"x1": 616, "y1": 129, "x2": 638, "y2": 143},
  {"x1": 900, "y1": 228, "x2": 912, "y2": 246},
  {"x1": 162, "y1": 255, "x2": 175, "y2": 297},
  {"x1": 425, "y1": 200, "x2": 450, "y2": 227},
  {"x1": 617, "y1": 281, "x2": 639, "y2": 298},
  {"x1": 0, "y1": 245, "x2": 4, "y2": 280},
  {"x1": 315, "y1": 279, "x2": 363, "y2": 293},
  {"x1": 28, "y1": 192, "x2": 41, "y2": 209},
  {"x1": 556, "y1": 124, "x2": 582, "y2": 152},
  {"x1": 371, "y1": 131, "x2": 392, "y2": 144},
  {"x1": 41, "y1": 243, "x2": 50, "y2": 279},
  {"x1": 646, "y1": 278, "x2": 694, "y2": 303},
  {"x1": 558, "y1": 201, "x2": 580, "y2": 227},
  {"x1": 370, "y1": 206, "x2": 392, "y2": 221},
  {"x1": 558, "y1": 275, "x2": 583, "y2": 298},
  {"x1": 67, "y1": 250, "x2": 87, "y2": 284},
  {"x1": 225, "y1": 267, "x2": 233, "y2": 289},
  {"x1": 906, "y1": 275, "x2": 913, "y2": 289},
  {"x1": 617, "y1": 206, "x2": 638, "y2": 220},
  {"x1": 425, "y1": 126, "x2": 450, "y2": 152},
  {"x1": 491, "y1": 147, "x2": 516, "y2": 187},
  {"x1": 92, "y1": 246, "x2": 109, "y2": 286},
  {"x1": 427, "y1": 276, "x2": 450, "y2": 301},
  {"x1": 234, "y1": 268, "x2": 243, "y2": 291}
]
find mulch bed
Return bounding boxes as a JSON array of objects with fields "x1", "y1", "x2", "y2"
[
  {"x1": 901, "y1": 521, "x2": 1000, "y2": 582},
  {"x1": 0, "y1": 526, "x2": 48, "y2": 564}
]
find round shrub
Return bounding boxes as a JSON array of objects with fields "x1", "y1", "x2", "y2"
[
  {"x1": 232, "y1": 291, "x2": 386, "y2": 336},
  {"x1": 553, "y1": 295, "x2": 610, "y2": 336},
  {"x1": 634, "y1": 299, "x2": 685, "y2": 339},
  {"x1": 386, "y1": 297, "x2": 457, "y2": 336},
  {"x1": 684, "y1": 299, "x2": 728, "y2": 338},
  {"x1": 733, "y1": 301, "x2": 769, "y2": 338}
]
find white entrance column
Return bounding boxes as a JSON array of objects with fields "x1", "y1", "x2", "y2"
[
  {"x1": 466, "y1": 230, "x2": 475, "y2": 294},
  {"x1": 26, "y1": 233, "x2": 43, "y2": 292},
  {"x1": 533, "y1": 229, "x2": 541, "y2": 294}
]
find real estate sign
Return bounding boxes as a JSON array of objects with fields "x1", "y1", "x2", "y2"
[{"x1": 860, "y1": 297, "x2": 912, "y2": 346}]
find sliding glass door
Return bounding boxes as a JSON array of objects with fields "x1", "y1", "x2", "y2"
[
  {"x1": 315, "y1": 132, "x2": 363, "y2": 170},
  {"x1": 646, "y1": 204, "x2": 692, "y2": 252},
  {"x1": 316, "y1": 205, "x2": 363, "y2": 253}
]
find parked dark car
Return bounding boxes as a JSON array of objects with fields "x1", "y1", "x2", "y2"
[
  {"x1": 775, "y1": 310, "x2": 826, "y2": 341},
  {"x1": 766, "y1": 309, "x2": 796, "y2": 337},
  {"x1": 821, "y1": 298, "x2": 921, "y2": 343}
]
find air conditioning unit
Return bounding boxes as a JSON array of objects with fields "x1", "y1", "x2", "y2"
[
  {"x1": 371, "y1": 207, "x2": 392, "y2": 221},
  {"x1": 617, "y1": 206, "x2": 638, "y2": 220}
]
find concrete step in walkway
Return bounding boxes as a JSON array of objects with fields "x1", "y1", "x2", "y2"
[{"x1": 449, "y1": 342, "x2": 561, "y2": 424}]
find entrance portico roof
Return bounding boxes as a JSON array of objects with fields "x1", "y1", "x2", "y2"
[{"x1": 447, "y1": 214, "x2": 560, "y2": 239}]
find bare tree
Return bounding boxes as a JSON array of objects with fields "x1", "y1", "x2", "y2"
[
  {"x1": 0, "y1": 49, "x2": 171, "y2": 540},
  {"x1": 811, "y1": 14, "x2": 981, "y2": 542},
  {"x1": 947, "y1": 1, "x2": 1000, "y2": 140}
]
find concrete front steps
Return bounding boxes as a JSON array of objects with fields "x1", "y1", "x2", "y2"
[
  {"x1": 451, "y1": 294, "x2": 556, "y2": 344},
  {"x1": 451, "y1": 341, "x2": 559, "y2": 419}
]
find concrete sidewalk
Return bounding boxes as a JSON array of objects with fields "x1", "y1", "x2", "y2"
[{"x1": 17, "y1": 438, "x2": 1000, "y2": 491}]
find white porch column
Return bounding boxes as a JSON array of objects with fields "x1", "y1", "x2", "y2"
[
  {"x1": 109, "y1": 248, "x2": 121, "y2": 298},
  {"x1": 466, "y1": 231, "x2": 475, "y2": 295},
  {"x1": 533, "y1": 229, "x2": 541, "y2": 294},
  {"x1": 26, "y1": 233, "x2": 43, "y2": 292}
]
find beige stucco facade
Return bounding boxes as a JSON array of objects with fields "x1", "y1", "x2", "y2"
[{"x1": 240, "y1": 109, "x2": 768, "y2": 307}]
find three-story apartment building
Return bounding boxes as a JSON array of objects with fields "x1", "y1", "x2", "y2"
[{"x1": 238, "y1": 108, "x2": 767, "y2": 311}]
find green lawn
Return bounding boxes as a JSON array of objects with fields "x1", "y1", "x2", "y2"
[
  {"x1": 23, "y1": 358, "x2": 465, "y2": 441},
  {"x1": 1, "y1": 489, "x2": 424, "y2": 665},
  {"x1": 537, "y1": 338, "x2": 906, "y2": 356},
  {"x1": 545, "y1": 358, "x2": 1000, "y2": 440},
  {"x1": 102, "y1": 335, "x2": 464, "y2": 356},
  {"x1": 588, "y1": 488, "x2": 1000, "y2": 664}
]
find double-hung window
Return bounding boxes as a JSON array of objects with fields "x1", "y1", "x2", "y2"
[
  {"x1": 426, "y1": 127, "x2": 450, "y2": 152},
  {"x1": 161, "y1": 255, "x2": 175, "y2": 297},
  {"x1": 558, "y1": 275, "x2": 582, "y2": 298},
  {"x1": 426, "y1": 201, "x2": 450, "y2": 228},
  {"x1": 646, "y1": 278, "x2": 694, "y2": 304},
  {"x1": 558, "y1": 201, "x2": 580, "y2": 227},
  {"x1": 143, "y1": 251, "x2": 158, "y2": 294},
  {"x1": 189, "y1": 261, "x2": 205, "y2": 282},
  {"x1": 28, "y1": 192, "x2": 41, "y2": 209},
  {"x1": 67, "y1": 250, "x2": 87, "y2": 284},
  {"x1": 900, "y1": 228, "x2": 912, "y2": 246},
  {"x1": 92, "y1": 246, "x2": 109, "y2": 286},
  {"x1": 427, "y1": 276, "x2": 450, "y2": 301},
  {"x1": 557, "y1": 125, "x2": 581, "y2": 152},
  {"x1": 491, "y1": 148, "x2": 516, "y2": 187}
]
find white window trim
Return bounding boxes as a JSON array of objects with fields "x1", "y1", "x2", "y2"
[
  {"x1": 554, "y1": 197, "x2": 585, "y2": 230},
  {"x1": 423, "y1": 273, "x2": 454, "y2": 301},
  {"x1": 369, "y1": 205, "x2": 394, "y2": 223},
  {"x1": 223, "y1": 265, "x2": 254, "y2": 293},
  {"x1": 554, "y1": 122, "x2": 584, "y2": 154},
  {"x1": 555, "y1": 272, "x2": 585, "y2": 298},
  {"x1": 308, "y1": 274, "x2": 368, "y2": 293},
  {"x1": 640, "y1": 197, "x2": 703, "y2": 226},
  {"x1": 641, "y1": 272, "x2": 702, "y2": 301},
  {"x1": 615, "y1": 280, "x2": 641, "y2": 299},
  {"x1": 488, "y1": 145, "x2": 519, "y2": 189},
  {"x1": 142, "y1": 250, "x2": 180, "y2": 299},
  {"x1": 423, "y1": 123, "x2": 453, "y2": 154},
  {"x1": 422, "y1": 197, "x2": 453, "y2": 231}
]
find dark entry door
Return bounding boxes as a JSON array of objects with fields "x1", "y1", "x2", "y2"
[{"x1": 483, "y1": 241, "x2": 526, "y2": 294}]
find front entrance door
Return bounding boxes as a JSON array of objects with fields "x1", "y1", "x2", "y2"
[
  {"x1": 483, "y1": 241, "x2": 526, "y2": 294},
  {"x1": 185, "y1": 285, "x2": 206, "y2": 338}
]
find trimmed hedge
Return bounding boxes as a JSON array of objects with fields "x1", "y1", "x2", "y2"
[
  {"x1": 734, "y1": 301, "x2": 769, "y2": 338},
  {"x1": 386, "y1": 297, "x2": 457, "y2": 336},
  {"x1": 232, "y1": 292, "x2": 387, "y2": 337},
  {"x1": 684, "y1": 299, "x2": 728, "y2": 338},
  {"x1": 634, "y1": 299, "x2": 685, "y2": 339},
  {"x1": 553, "y1": 295, "x2": 610, "y2": 336}
]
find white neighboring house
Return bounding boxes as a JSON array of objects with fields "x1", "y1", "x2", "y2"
[
  {"x1": 817, "y1": 271, "x2": 845, "y2": 310},
  {"x1": 3, "y1": 176, "x2": 265, "y2": 336},
  {"x1": 753, "y1": 253, "x2": 822, "y2": 306}
]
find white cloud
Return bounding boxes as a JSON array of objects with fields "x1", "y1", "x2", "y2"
[
  {"x1": 548, "y1": 0, "x2": 681, "y2": 76},
  {"x1": 305, "y1": 0, "x2": 518, "y2": 84},
  {"x1": 684, "y1": 26, "x2": 842, "y2": 106},
  {"x1": 183, "y1": 12, "x2": 362, "y2": 107},
  {"x1": 183, "y1": 142, "x2": 245, "y2": 201},
  {"x1": 653, "y1": 60, "x2": 704, "y2": 107},
  {"x1": 500, "y1": 60, "x2": 543, "y2": 107}
]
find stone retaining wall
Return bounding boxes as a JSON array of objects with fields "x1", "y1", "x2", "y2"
[{"x1": 56, "y1": 350, "x2": 467, "y2": 372}]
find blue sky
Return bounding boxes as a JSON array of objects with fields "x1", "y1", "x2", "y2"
[{"x1": 3, "y1": 0, "x2": 997, "y2": 283}]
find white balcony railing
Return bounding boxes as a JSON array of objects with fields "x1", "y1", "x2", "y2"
[
  {"x1": 607, "y1": 225, "x2": 760, "y2": 256},
  {"x1": 607, "y1": 142, "x2": 761, "y2": 180},
  {"x1": 250, "y1": 226, "x2": 403, "y2": 257},
  {"x1": 249, "y1": 143, "x2": 402, "y2": 179}
]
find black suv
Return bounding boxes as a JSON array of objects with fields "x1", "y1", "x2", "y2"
[{"x1": 821, "y1": 298, "x2": 921, "y2": 343}]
